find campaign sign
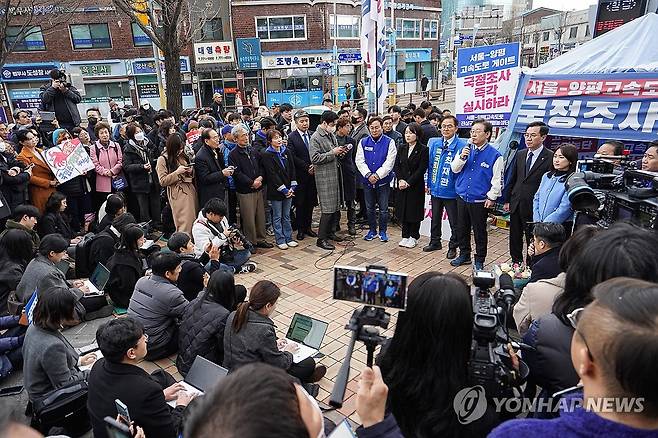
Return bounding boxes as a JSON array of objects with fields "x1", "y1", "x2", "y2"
[
  {"x1": 44, "y1": 140, "x2": 95, "y2": 184},
  {"x1": 512, "y1": 73, "x2": 658, "y2": 142},
  {"x1": 456, "y1": 43, "x2": 521, "y2": 128}
]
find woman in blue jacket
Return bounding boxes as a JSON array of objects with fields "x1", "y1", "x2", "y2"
[{"x1": 533, "y1": 144, "x2": 577, "y2": 225}]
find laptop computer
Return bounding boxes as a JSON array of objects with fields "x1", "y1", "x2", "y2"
[
  {"x1": 167, "y1": 356, "x2": 228, "y2": 407},
  {"x1": 285, "y1": 313, "x2": 329, "y2": 364},
  {"x1": 84, "y1": 263, "x2": 110, "y2": 296}
]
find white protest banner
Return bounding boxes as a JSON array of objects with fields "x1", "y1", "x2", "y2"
[
  {"x1": 419, "y1": 194, "x2": 451, "y2": 240},
  {"x1": 44, "y1": 139, "x2": 95, "y2": 184}
]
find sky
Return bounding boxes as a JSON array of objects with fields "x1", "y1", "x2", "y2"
[{"x1": 532, "y1": 0, "x2": 597, "y2": 11}]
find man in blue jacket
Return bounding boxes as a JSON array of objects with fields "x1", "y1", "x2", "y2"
[
  {"x1": 450, "y1": 119, "x2": 503, "y2": 270},
  {"x1": 424, "y1": 115, "x2": 464, "y2": 258}
]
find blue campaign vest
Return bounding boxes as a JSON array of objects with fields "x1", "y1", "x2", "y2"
[
  {"x1": 455, "y1": 143, "x2": 501, "y2": 203},
  {"x1": 360, "y1": 135, "x2": 395, "y2": 187},
  {"x1": 427, "y1": 136, "x2": 465, "y2": 199}
]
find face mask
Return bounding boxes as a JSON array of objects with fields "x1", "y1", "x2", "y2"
[
  {"x1": 0, "y1": 142, "x2": 5, "y2": 153},
  {"x1": 88, "y1": 117, "x2": 98, "y2": 124},
  {"x1": 143, "y1": 104, "x2": 150, "y2": 110},
  {"x1": 134, "y1": 132, "x2": 145, "y2": 142},
  {"x1": 351, "y1": 117, "x2": 359, "y2": 124}
]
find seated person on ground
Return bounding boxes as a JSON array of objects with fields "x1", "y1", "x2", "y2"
[
  {"x1": 128, "y1": 252, "x2": 189, "y2": 361},
  {"x1": 0, "y1": 229, "x2": 34, "y2": 315},
  {"x1": 87, "y1": 213, "x2": 136, "y2": 274},
  {"x1": 105, "y1": 225, "x2": 146, "y2": 309},
  {"x1": 0, "y1": 204, "x2": 40, "y2": 251},
  {"x1": 527, "y1": 222, "x2": 566, "y2": 284},
  {"x1": 96, "y1": 193, "x2": 125, "y2": 232}
]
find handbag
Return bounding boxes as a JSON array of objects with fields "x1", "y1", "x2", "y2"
[
  {"x1": 32, "y1": 379, "x2": 91, "y2": 436},
  {"x1": 111, "y1": 173, "x2": 128, "y2": 191}
]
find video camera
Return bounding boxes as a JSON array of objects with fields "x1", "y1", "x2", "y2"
[
  {"x1": 565, "y1": 153, "x2": 658, "y2": 230},
  {"x1": 469, "y1": 270, "x2": 527, "y2": 398}
]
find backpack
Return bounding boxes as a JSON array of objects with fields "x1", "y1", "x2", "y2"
[{"x1": 74, "y1": 232, "x2": 97, "y2": 278}]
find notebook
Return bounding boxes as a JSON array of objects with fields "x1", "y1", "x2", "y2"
[
  {"x1": 285, "y1": 313, "x2": 329, "y2": 364},
  {"x1": 84, "y1": 263, "x2": 110, "y2": 295},
  {"x1": 167, "y1": 356, "x2": 228, "y2": 407}
]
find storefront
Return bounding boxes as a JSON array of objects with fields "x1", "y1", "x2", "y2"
[
  {"x1": 262, "y1": 50, "x2": 362, "y2": 108},
  {"x1": 65, "y1": 60, "x2": 131, "y2": 116},
  {"x1": 194, "y1": 41, "x2": 240, "y2": 109},
  {"x1": 1, "y1": 62, "x2": 60, "y2": 119},
  {"x1": 130, "y1": 57, "x2": 194, "y2": 110},
  {"x1": 392, "y1": 48, "x2": 433, "y2": 94}
]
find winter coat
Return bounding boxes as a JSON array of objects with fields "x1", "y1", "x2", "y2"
[
  {"x1": 156, "y1": 152, "x2": 198, "y2": 235},
  {"x1": 16, "y1": 146, "x2": 55, "y2": 213},
  {"x1": 336, "y1": 135, "x2": 357, "y2": 202},
  {"x1": 513, "y1": 272, "x2": 565, "y2": 337},
  {"x1": 177, "y1": 252, "x2": 222, "y2": 302},
  {"x1": 260, "y1": 146, "x2": 297, "y2": 202},
  {"x1": 223, "y1": 309, "x2": 293, "y2": 371},
  {"x1": 90, "y1": 141, "x2": 123, "y2": 193},
  {"x1": 418, "y1": 120, "x2": 439, "y2": 146},
  {"x1": 127, "y1": 275, "x2": 189, "y2": 353},
  {"x1": 38, "y1": 83, "x2": 82, "y2": 127},
  {"x1": 105, "y1": 249, "x2": 144, "y2": 309},
  {"x1": 384, "y1": 129, "x2": 403, "y2": 150},
  {"x1": 38, "y1": 211, "x2": 73, "y2": 240},
  {"x1": 0, "y1": 315, "x2": 22, "y2": 377},
  {"x1": 122, "y1": 139, "x2": 159, "y2": 194},
  {"x1": 0, "y1": 219, "x2": 40, "y2": 250},
  {"x1": 228, "y1": 145, "x2": 263, "y2": 194},
  {"x1": 0, "y1": 260, "x2": 24, "y2": 315},
  {"x1": 287, "y1": 130, "x2": 317, "y2": 200},
  {"x1": 177, "y1": 297, "x2": 230, "y2": 376},
  {"x1": 191, "y1": 212, "x2": 229, "y2": 256},
  {"x1": 0, "y1": 152, "x2": 29, "y2": 210},
  {"x1": 394, "y1": 143, "x2": 429, "y2": 223},
  {"x1": 194, "y1": 144, "x2": 227, "y2": 208},
  {"x1": 533, "y1": 172, "x2": 574, "y2": 223},
  {"x1": 528, "y1": 246, "x2": 561, "y2": 284},
  {"x1": 309, "y1": 126, "x2": 341, "y2": 213}
]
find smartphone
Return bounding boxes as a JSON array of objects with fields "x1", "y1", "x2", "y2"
[
  {"x1": 104, "y1": 416, "x2": 131, "y2": 438},
  {"x1": 328, "y1": 419, "x2": 357, "y2": 438},
  {"x1": 0, "y1": 385, "x2": 24, "y2": 396},
  {"x1": 39, "y1": 111, "x2": 56, "y2": 123},
  {"x1": 344, "y1": 143, "x2": 353, "y2": 151},
  {"x1": 115, "y1": 399, "x2": 131, "y2": 424},
  {"x1": 333, "y1": 265, "x2": 408, "y2": 310}
]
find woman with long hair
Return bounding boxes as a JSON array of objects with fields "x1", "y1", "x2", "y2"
[
  {"x1": 39, "y1": 192, "x2": 76, "y2": 242},
  {"x1": 104, "y1": 225, "x2": 145, "y2": 309},
  {"x1": 533, "y1": 143, "x2": 577, "y2": 226},
  {"x1": 394, "y1": 123, "x2": 429, "y2": 248},
  {"x1": 156, "y1": 133, "x2": 198, "y2": 234},
  {"x1": 223, "y1": 280, "x2": 326, "y2": 384},
  {"x1": 378, "y1": 272, "x2": 499, "y2": 437},
  {"x1": 0, "y1": 229, "x2": 34, "y2": 315},
  {"x1": 16, "y1": 129, "x2": 57, "y2": 213},
  {"x1": 177, "y1": 270, "x2": 247, "y2": 376},
  {"x1": 89, "y1": 122, "x2": 123, "y2": 211}
]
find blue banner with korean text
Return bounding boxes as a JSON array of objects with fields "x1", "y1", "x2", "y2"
[{"x1": 510, "y1": 73, "x2": 658, "y2": 142}]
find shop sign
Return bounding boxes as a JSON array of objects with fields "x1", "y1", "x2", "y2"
[
  {"x1": 1, "y1": 63, "x2": 58, "y2": 82},
  {"x1": 399, "y1": 49, "x2": 432, "y2": 63},
  {"x1": 132, "y1": 57, "x2": 190, "y2": 75},
  {"x1": 194, "y1": 42, "x2": 235, "y2": 64},
  {"x1": 236, "y1": 38, "x2": 262, "y2": 70},
  {"x1": 262, "y1": 53, "x2": 328, "y2": 69},
  {"x1": 8, "y1": 88, "x2": 41, "y2": 109},
  {"x1": 338, "y1": 53, "x2": 362, "y2": 63},
  {"x1": 80, "y1": 64, "x2": 112, "y2": 77},
  {"x1": 137, "y1": 83, "x2": 159, "y2": 98}
]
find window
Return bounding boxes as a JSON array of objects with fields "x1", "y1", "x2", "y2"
[
  {"x1": 255, "y1": 16, "x2": 306, "y2": 41},
  {"x1": 131, "y1": 22, "x2": 151, "y2": 47},
  {"x1": 569, "y1": 26, "x2": 578, "y2": 39},
  {"x1": 396, "y1": 18, "x2": 421, "y2": 40},
  {"x1": 542, "y1": 31, "x2": 550, "y2": 41},
  {"x1": 523, "y1": 34, "x2": 530, "y2": 44},
  {"x1": 330, "y1": 15, "x2": 360, "y2": 39},
  {"x1": 70, "y1": 24, "x2": 111, "y2": 49},
  {"x1": 5, "y1": 26, "x2": 46, "y2": 51},
  {"x1": 585, "y1": 25, "x2": 590, "y2": 36},
  {"x1": 423, "y1": 20, "x2": 439, "y2": 40},
  {"x1": 201, "y1": 18, "x2": 223, "y2": 41}
]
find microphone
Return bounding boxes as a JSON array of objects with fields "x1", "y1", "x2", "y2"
[{"x1": 498, "y1": 273, "x2": 517, "y2": 309}]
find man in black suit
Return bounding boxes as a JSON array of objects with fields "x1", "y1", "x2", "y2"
[
  {"x1": 413, "y1": 108, "x2": 439, "y2": 145},
  {"x1": 505, "y1": 121, "x2": 553, "y2": 264},
  {"x1": 287, "y1": 110, "x2": 318, "y2": 240},
  {"x1": 88, "y1": 317, "x2": 194, "y2": 438},
  {"x1": 194, "y1": 128, "x2": 233, "y2": 208}
]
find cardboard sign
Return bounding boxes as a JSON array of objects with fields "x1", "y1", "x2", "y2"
[{"x1": 44, "y1": 140, "x2": 95, "y2": 183}]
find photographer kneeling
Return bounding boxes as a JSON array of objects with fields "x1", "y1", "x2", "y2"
[{"x1": 192, "y1": 198, "x2": 256, "y2": 274}]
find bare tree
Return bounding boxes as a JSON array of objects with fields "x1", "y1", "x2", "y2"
[
  {"x1": 112, "y1": 0, "x2": 219, "y2": 116},
  {"x1": 0, "y1": 0, "x2": 80, "y2": 68}
]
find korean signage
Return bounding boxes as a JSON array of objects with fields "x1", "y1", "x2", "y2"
[
  {"x1": 1, "y1": 63, "x2": 58, "y2": 82},
  {"x1": 512, "y1": 73, "x2": 658, "y2": 142},
  {"x1": 131, "y1": 57, "x2": 190, "y2": 75},
  {"x1": 44, "y1": 140, "x2": 95, "y2": 184},
  {"x1": 455, "y1": 43, "x2": 521, "y2": 128},
  {"x1": 137, "y1": 83, "x2": 159, "y2": 98},
  {"x1": 79, "y1": 64, "x2": 112, "y2": 77},
  {"x1": 399, "y1": 49, "x2": 432, "y2": 63},
  {"x1": 262, "y1": 53, "x2": 329, "y2": 69},
  {"x1": 236, "y1": 38, "x2": 262, "y2": 70},
  {"x1": 194, "y1": 41, "x2": 235, "y2": 64},
  {"x1": 8, "y1": 88, "x2": 41, "y2": 110},
  {"x1": 594, "y1": 0, "x2": 647, "y2": 37}
]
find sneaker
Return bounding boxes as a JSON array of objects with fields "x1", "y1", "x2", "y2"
[
  {"x1": 364, "y1": 231, "x2": 377, "y2": 241},
  {"x1": 379, "y1": 232, "x2": 389, "y2": 242},
  {"x1": 398, "y1": 238, "x2": 409, "y2": 247},
  {"x1": 450, "y1": 253, "x2": 472, "y2": 267},
  {"x1": 239, "y1": 262, "x2": 258, "y2": 273},
  {"x1": 266, "y1": 226, "x2": 275, "y2": 236},
  {"x1": 286, "y1": 240, "x2": 299, "y2": 247},
  {"x1": 474, "y1": 261, "x2": 485, "y2": 271},
  {"x1": 406, "y1": 237, "x2": 417, "y2": 248},
  {"x1": 277, "y1": 243, "x2": 289, "y2": 250}
]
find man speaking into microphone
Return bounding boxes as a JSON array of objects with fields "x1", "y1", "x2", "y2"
[{"x1": 450, "y1": 119, "x2": 504, "y2": 270}]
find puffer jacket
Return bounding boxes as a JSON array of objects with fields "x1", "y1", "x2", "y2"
[{"x1": 176, "y1": 297, "x2": 230, "y2": 377}]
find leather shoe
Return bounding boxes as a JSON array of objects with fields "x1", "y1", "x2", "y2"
[
  {"x1": 316, "y1": 239, "x2": 335, "y2": 250},
  {"x1": 348, "y1": 225, "x2": 357, "y2": 236},
  {"x1": 328, "y1": 233, "x2": 343, "y2": 242},
  {"x1": 446, "y1": 248, "x2": 457, "y2": 259},
  {"x1": 305, "y1": 229, "x2": 318, "y2": 238},
  {"x1": 256, "y1": 241, "x2": 274, "y2": 249},
  {"x1": 309, "y1": 365, "x2": 327, "y2": 383},
  {"x1": 423, "y1": 243, "x2": 442, "y2": 252},
  {"x1": 296, "y1": 232, "x2": 305, "y2": 240}
]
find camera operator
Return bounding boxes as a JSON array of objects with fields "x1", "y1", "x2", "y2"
[
  {"x1": 39, "y1": 69, "x2": 82, "y2": 131},
  {"x1": 526, "y1": 223, "x2": 566, "y2": 285},
  {"x1": 192, "y1": 198, "x2": 256, "y2": 274},
  {"x1": 377, "y1": 272, "x2": 499, "y2": 436},
  {"x1": 641, "y1": 141, "x2": 658, "y2": 172},
  {"x1": 492, "y1": 277, "x2": 658, "y2": 436},
  {"x1": 523, "y1": 223, "x2": 658, "y2": 399}
]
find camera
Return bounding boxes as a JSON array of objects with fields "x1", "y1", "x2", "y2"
[
  {"x1": 227, "y1": 225, "x2": 253, "y2": 252},
  {"x1": 52, "y1": 69, "x2": 72, "y2": 88},
  {"x1": 469, "y1": 270, "x2": 527, "y2": 398}
]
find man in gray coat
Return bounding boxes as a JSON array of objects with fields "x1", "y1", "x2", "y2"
[
  {"x1": 128, "y1": 252, "x2": 188, "y2": 361},
  {"x1": 310, "y1": 111, "x2": 347, "y2": 250}
]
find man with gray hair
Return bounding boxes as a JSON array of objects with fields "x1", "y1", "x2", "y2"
[{"x1": 228, "y1": 124, "x2": 273, "y2": 249}]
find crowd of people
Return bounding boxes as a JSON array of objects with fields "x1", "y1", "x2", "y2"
[{"x1": 0, "y1": 66, "x2": 657, "y2": 437}]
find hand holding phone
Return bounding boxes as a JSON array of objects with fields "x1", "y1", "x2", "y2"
[{"x1": 115, "y1": 399, "x2": 131, "y2": 424}]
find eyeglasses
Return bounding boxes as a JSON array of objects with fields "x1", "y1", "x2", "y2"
[{"x1": 567, "y1": 307, "x2": 594, "y2": 361}]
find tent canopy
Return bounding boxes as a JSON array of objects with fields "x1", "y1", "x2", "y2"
[{"x1": 532, "y1": 13, "x2": 658, "y2": 75}]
